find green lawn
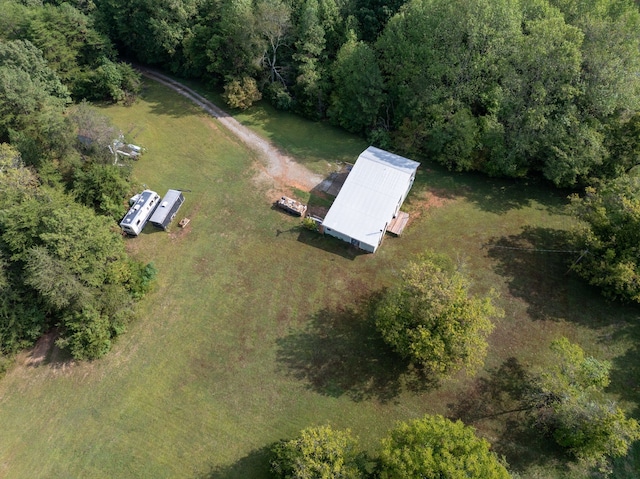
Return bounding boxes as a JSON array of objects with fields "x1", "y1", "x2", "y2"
[{"x1": 0, "y1": 80, "x2": 638, "y2": 479}]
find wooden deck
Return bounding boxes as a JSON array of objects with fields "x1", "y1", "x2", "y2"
[{"x1": 387, "y1": 212, "x2": 410, "y2": 236}]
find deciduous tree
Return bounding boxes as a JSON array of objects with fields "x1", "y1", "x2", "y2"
[
  {"x1": 373, "y1": 251, "x2": 502, "y2": 379},
  {"x1": 528, "y1": 338, "x2": 640, "y2": 470},
  {"x1": 271, "y1": 425, "x2": 366, "y2": 479},
  {"x1": 378, "y1": 415, "x2": 511, "y2": 479},
  {"x1": 570, "y1": 173, "x2": 640, "y2": 302},
  {"x1": 328, "y1": 32, "x2": 384, "y2": 133}
]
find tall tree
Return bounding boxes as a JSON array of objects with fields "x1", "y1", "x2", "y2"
[
  {"x1": 377, "y1": 0, "x2": 522, "y2": 171},
  {"x1": 570, "y1": 173, "x2": 640, "y2": 302},
  {"x1": 292, "y1": 0, "x2": 328, "y2": 119},
  {"x1": 255, "y1": 0, "x2": 292, "y2": 87},
  {"x1": 376, "y1": 0, "x2": 640, "y2": 186},
  {"x1": 94, "y1": 0, "x2": 202, "y2": 69},
  {"x1": 354, "y1": 0, "x2": 405, "y2": 42},
  {"x1": 205, "y1": 0, "x2": 262, "y2": 81},
  {"x1": 0, "y1": 183, "x2": 152, "y2": 360},
  {"x1": 328, "y1": 32, "x2": 384, "y2": 133},
  {"x1": 0, "y1": 147, "x2": 46, "y2": 355},
  {"x1": 0, "y1": 38, "x2": 71, "y2": 165}
]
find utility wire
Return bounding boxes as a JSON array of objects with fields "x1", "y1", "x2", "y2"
[{"x1": 484, "y1": 244, "x2": 583, "y2": 254}]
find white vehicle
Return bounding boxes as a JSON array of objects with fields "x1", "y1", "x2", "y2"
[{"x1": 119, "y1": 189, "x2": 160, "y2": 235}]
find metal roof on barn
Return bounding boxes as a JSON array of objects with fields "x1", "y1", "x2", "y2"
[{"x1": 322, "y1": 146, "x2": 420, "y2": 250}]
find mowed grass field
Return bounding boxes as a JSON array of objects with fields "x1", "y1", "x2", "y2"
[{"x1": 0, "y1": 80, "x2": 638, "y2": 479}]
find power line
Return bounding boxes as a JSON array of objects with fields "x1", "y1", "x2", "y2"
[{"x1": 484, "y1": 244, "x2": 583, "y2": 254}]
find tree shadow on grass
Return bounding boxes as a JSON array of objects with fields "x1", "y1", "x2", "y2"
[
  {"x1": 411, "y1": 163, "x2": 569, "y2": 216},
  {"x1": 24, "y1": 328, "x2": 74, "y2": 370},
  {"x1": 486, "y1": 225, "x2": 624, "y2": 326},
  {"x1": 448, "y1": 358, "x2": 532, "y2": 424},
  {"x1": 607, "y1": 317, "x2": 640, "y2": 419},
  {"x1": 276, "y1": 295, "x2": 437, "y2": 403},
  {"x1": 447, "y1": 357, "x2": 569, "y2": 473},
  {"x1": 199, "y1": 446, "x2": 271, "y2": 479}
]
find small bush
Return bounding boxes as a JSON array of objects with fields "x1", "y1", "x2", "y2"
[
  {"x1": 223, "y1": 76, "x2": 262, "y2": 110},
  {"x1": 266, "y1": 83, "x2": 293, "y2": 111},
  {"x1": 302, "y1": 216, "x2": 318, "y2": 231},
  {"x1": 127, "y1": 261, "x2": 158, "y2": 300}
]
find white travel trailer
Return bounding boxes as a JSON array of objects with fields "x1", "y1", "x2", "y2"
[{"x1": 119, "y1": 189, "x2": 160, "y2": 236}]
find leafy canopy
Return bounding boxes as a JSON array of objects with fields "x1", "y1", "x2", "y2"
[
  {"x1": 378, "y1": 415, "x2": 511, "y2": 479},
  {"x1": 270, "y1": 425, "x2": 366, "y2": 479},
  {"x1": 570, "y1": 173, "x2": 640, "y2": 302},
  {"x1": 374, "y1": 252, "x2": 502, "y2": 378},
  {"x1": 528, "y1": 337, "x2": 640, "y2": 470}
]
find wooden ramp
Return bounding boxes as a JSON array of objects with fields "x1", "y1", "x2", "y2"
[{"x1": 387, "y1": 212, "x2": 410, "y2": 236}]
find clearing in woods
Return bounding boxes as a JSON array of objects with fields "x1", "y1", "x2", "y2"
[{"x1": 0, "y1": 78, "x2": 638, "y2": 479}]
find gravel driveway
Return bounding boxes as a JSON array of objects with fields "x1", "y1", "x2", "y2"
[{"x1": 137, "y1": 68, "x2": 327, "y2": 193}]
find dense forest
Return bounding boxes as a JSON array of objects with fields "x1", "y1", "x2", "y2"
[
  {"x1": 87, "y1": 0, "x2": 640, "y2": 187},
  {"x1": 0, "y1": 0, "x2": 150, "y2": 364},
  {"x1": 2, "y1": 0, "x2": 640, "y2": 359}
]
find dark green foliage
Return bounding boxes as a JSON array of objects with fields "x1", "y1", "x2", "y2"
[
  {"x1": 58, "y1": 305, "x2": 113, "y2": 361},
  {"x1": 291, "y1": 0, "x2": 328, "y2": 119},
  {"x1": 0, "y1": 38, "x2": 71, "y2": 164},
  {"x1": 1, "y1": 0, "x2": 141, "y2": 103},
  {"x1": 0, "y1": 255, "x2": 47, "y2": 355},
  {"x1": 570, "y1": 174, "x2": 640, "y2": 302},
  {"x1": 373, "y1": 252, "x2": 502, "y2": 378},
  {"x1": 0, "y1": 1, "x2": 148, "y2": 362},
  {"x1": 271, "y1": 425, "x2": 367, "y2": 479},
  {"x1": 328, "y1": 33, "x2": 384, "y2": 133},
  {"x1": 265, "y1": 82, "x2": 294, "y2": 110},
  {"x1": 602, "y1": 112, "x2": 640, "y2": 179},
  {"x1": 94, "y1": 0, "x2": 203, "y2": 68},
  {"x1": 377, "y1": 415, "x2": 511, "y2": 479},
  {"x1": 90, "y1": 58, "x2": 141, "y2": 105},
  {"x1": 0, "y1": 163, "x2": 151, "y2": 359},
  {"x1": 127, "y1": 262, "x2": 158, "y2": 300},
  {"x1": 528, "y1": 338, "x2": 640, "y2": 471},
  {"x1": 353, "y1": 0, "x2": 405, "y2": 42},
  {"x1": 376, "y1": 0, "x2": 640, "y2": 186},
  {"x1": 25, "y1": 246, "x2": 90, "y2": 310},
  {"x1": 73, "y1": 163, "x2": 130, "y2": 219}
]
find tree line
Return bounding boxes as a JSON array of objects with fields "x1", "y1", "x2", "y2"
[
  {"x1": 90, "y1": 0, "x2": 640, "y2": 187},
  {"x1": 0, "y1": 0, "x2": 151, "y2": 366}
]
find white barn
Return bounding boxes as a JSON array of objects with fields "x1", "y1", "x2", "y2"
[{"x1": 322, "y1": 146, "x2": 420, "y2": 253}]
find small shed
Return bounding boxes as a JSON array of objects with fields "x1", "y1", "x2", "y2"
[
  {"x1": 321, "y1": 146, "x2": 420, "y2": 253},
  {"x1": 150, "y1": 189, "x2": 185, "y2": 230},
  {"x1": 120, "y1": 189, "x2": 160, "y2": 236}
]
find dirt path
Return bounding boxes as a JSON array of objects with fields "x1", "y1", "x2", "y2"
[{"x1": 137, "y1": 68, "x2": 326, "y2": 193}]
